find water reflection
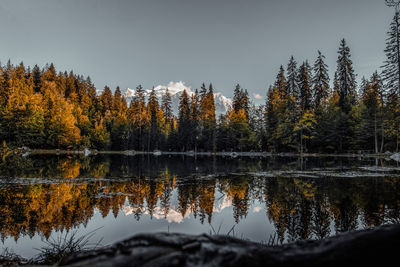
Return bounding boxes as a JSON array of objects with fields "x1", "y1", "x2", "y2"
[{"x1": 0, "y1": 155, "x2": 399, "y2": 257}]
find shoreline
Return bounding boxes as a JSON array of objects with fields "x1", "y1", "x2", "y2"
[{"x1": 22, "y1": 149, "x2": 395, "y2": 159}]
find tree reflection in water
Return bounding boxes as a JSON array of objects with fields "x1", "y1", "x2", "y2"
[{"x1": 0, "y1": 154, "x2": 399, "y2": 247}]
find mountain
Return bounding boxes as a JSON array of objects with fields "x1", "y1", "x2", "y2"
[{"x1": 123, "y1": 82, "x2": 232, "y2": 116}]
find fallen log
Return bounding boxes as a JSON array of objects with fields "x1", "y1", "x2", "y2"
[{"x1": 61, "y1": 224, "x2": 400, "y2": 267}]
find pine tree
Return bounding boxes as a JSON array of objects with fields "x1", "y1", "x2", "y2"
[
  {"x1": 241, "y1": 88, "x2": 250, "y2": 116},
  {"x1": 233, "y1": 84, "x2": 242, "y2": 112},
  {"x1": 178, "y1": 90, "x2": 191, "y2": 151},
  {"x1": 286, "y1": 56, "x2": 299, "y2": 98},
  {"x1": 232, "y1": 84, "x2": 250, "y2": 120},
  {"x1": 32, "y1": 64, "x2": 42, "y2": 93},
  {"x1": 148, "y1": 87, "x2": 160, "y2": 150},
  {"x1": 161, "y1": 87, "x2": 173, "y2": 123},
  {"x1": 382, "y1": 11, "x2": 400, "y2": 97},
  {"x1": 0, "y1": 65, "x2": 11, "y2": 107},
  {"x1": 112, "y1": 86, "x2": 123, "y2": 115},
  {"x1": 275, "y1": 65, "x2": 287, "y2": 99},
  {"x1": 42, "y1": 63, "x2": 57, "y2": 82},
  {"x1": 128, "y1": 84, "x2": 147, "y2": 150},
  {"x1": 336, "y1": 39, "x2": 357, "y2": 112},
  {"x1": 190, "y1": 89, "x2": 201, "y2": 151},
  {"x1": 312, "y1": 51, "x2": 330, "y2": 109},
  {"x1": 100, "y1": 86, "x2": 113, "y2": 114},
  {"x1": 298, "y1": 61, "x2": 313, "y2": 112},
  {"x1": 205, "y1": 84, "x2": 216, "y2": 123},
  {"x1": 265, "y1": 86, "x2": 276, "y2": 151},
  {"x1": 65, "y1": 71, "x2": 76, "y2": 99},
  {"x1": 365, "y1": 72, "x2": 384, "y2": 152},
  {"x1": 360, "y1": 77, "x2": 369, "y2": 97},
  {"x1": 200, "y1": 83, "x2": 207, "y2": 101}
]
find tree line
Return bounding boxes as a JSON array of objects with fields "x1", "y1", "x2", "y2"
[{"x1": 1, "y1": 12, "x2": 400, "y2": 153}]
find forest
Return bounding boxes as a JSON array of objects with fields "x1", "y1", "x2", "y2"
[{"x1": 1, "y1": 13, "x2": 400, "y2": 153}]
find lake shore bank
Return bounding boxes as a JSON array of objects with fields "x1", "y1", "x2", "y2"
[
  {"x1": 36, "y1": 224, "x2": 400, "y2": 266},
  {"x1": 21, "y1": 149, "x2": 396, "y2": 159}
]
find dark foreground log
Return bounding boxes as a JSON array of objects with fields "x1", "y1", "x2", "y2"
[{"x1": 61, "y1": 224, "x2": 400, "y2": 267}]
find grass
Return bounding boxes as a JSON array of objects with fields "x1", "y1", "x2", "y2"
[
  {"x1": 208, "y1": 222, "x2": 280, "y2": 247},
  {"x1": 209, "y1": 221, "x2": 236, "y2": 237},
  {"x1": 33, "y1": 228, "x2": 103, "y2": 265},
  {"x1": 0, "y1": 248, "x2": 27, "y2": 266}
]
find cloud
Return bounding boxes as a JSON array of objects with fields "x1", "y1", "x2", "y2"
[{"x1": 253, "y1": 93, "x2": 263, "y2": 100}]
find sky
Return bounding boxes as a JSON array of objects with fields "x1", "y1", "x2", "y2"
[{"x1": 0, "y1": 0, "x2": 395, "y2": 103}]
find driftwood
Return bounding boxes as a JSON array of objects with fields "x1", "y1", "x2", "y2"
[{"x1": 61, "y1": 224, "x2": 400, "y2": 267}]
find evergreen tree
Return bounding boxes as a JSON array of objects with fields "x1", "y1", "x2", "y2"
[
  {"x1": 128, "y1": 84, "x2": 147, "y2": 150},
  {"x1": 266, "y1": 68, "x2": 297, "y2": 151},
  {"x1": 0, "y1": 66, "x2": 11, "y2": 107},
  {"x1": 148, "y1": 87, "x2": 160, "y2": 150},
  {"x1": 265, "y1": 86, "x2": 276, "y2": 151},
  {"x1": 382, "y1": 11, "x2": 400, "y2": 97},
  {"x1": 178, "y1": 90, "x2": 191, "y2": 151},
  {"x1": 233, "y1": 84, "x2": 242, "y2": 112},
  {"x1": 100, "y1": 86, "x2": 113, "y2": 114},
  {"x1": 248, "y1": 104, "x2": 266, "y2": 150},
  {"x1": 232, "y1": 84, "x2": 250, "y2": 120},
  {"x1": 336, "y1": 39, "x2": 357, "y2": 112},
  {"x1": 161, "y1": 87, "x2": 173, "y2": 123},
  {"x1": 286, "y1": 56, "x2": 299, "y2": 98},
  {"x1": 242, "y1": 89, "x2": 250, "y2": 120},
  {"x1": 190, "y1": 89, "x2": 201, "y2": 151},
  {"x1": 200, "y1": 83, "x2": 207, "y2": 102},
  {"x1": 298, "y1": 61, "x2": 313, "y2": 112},
  {"x1": 112, "y1": 86, "x2": 125, "y2": 118},
  {"x1": 32, "y1": 64, "x2": 42, "y2": 93},
  {"x1": 363, "y1": 72, "x2": 384, "y2": 152},
  {"x1": 205, "y1": 83, "x2": 216, "y2": 123},
  {"x1": 275, "y1": 65, "x2": 287, "y2": 99},
  {"x1": 312, "y1": 51, "x2": 330, "y2": 109}
]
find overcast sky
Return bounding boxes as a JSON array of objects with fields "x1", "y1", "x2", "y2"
[{"x1": 0, "y1": 0, "x2": 395, "y2": 103}]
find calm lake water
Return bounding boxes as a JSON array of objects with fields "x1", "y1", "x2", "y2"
[{"x1": 0, "y1": 154, "x2": 400, "y2": 258}]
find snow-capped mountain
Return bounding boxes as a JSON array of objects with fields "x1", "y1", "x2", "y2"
[{"x1": 123, "y1": 81, "x2": 232, "y2": 116}]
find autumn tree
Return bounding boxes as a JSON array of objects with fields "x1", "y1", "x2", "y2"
[{"x1": 200, "y1": 84, "x2": 217, "y2": 151}]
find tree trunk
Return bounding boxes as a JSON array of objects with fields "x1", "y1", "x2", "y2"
[
  {"x1": 374, "y1": 112, "x2": 378, "y2": 153},
  {"x1": 396, "y1": 11, "x2": 400, "y2": 96},
  {"x1": 380, "y1": 121, "x2": 385, "y2": 153},
  {"x1": 301, "y1": 131, "x2": 303, "y2": 155}
]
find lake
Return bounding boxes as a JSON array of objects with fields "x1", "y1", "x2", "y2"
[{"x1": 0, "y1": 154, "x2": 399, "y2": 259}]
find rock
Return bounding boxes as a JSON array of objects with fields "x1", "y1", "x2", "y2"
[{"x1": 60, "y1": 224, "x2": 400, "y2": 267}]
